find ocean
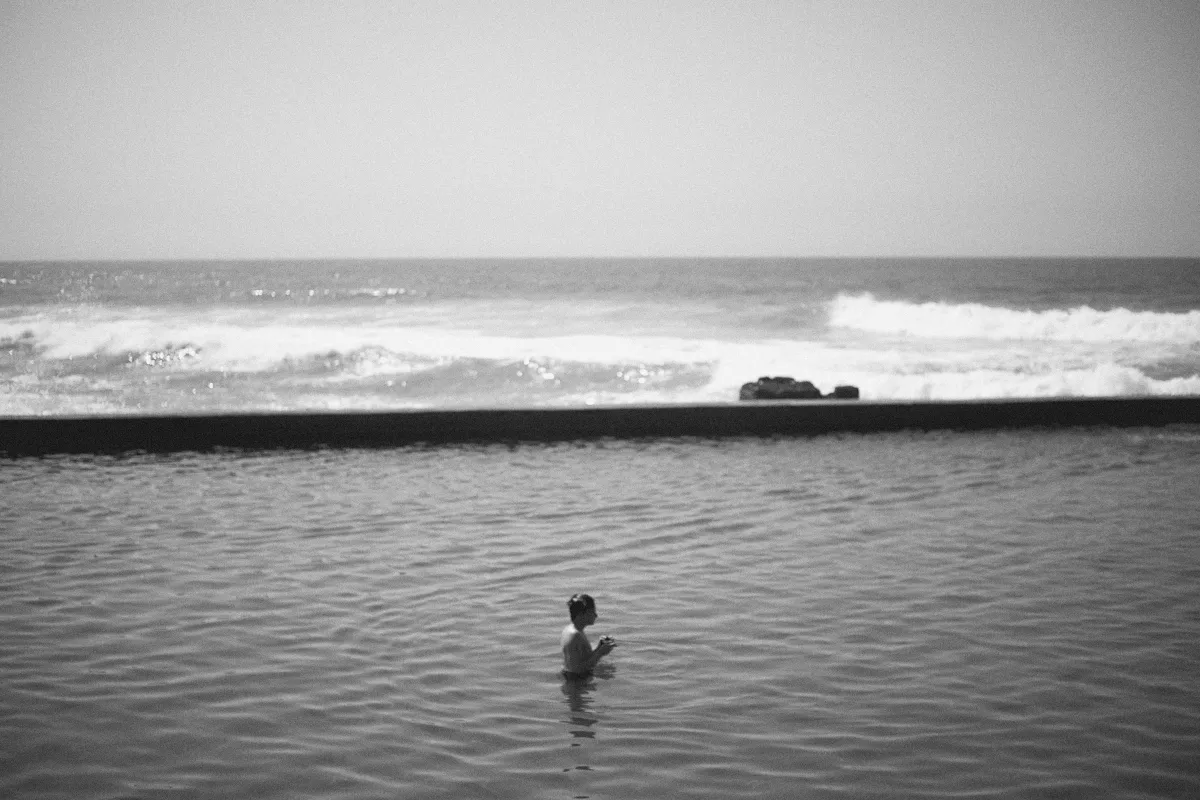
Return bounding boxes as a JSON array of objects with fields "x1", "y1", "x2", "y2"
[
  {"x1": 3, "y1": 258, "x2": 1200, "y2": 798},
  {"x1": 3, "y1": 258, "x2": 1199, "y2": 414}
]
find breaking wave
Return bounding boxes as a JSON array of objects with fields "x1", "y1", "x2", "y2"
[
  {"x1": 4, "y1": 295, "x2": 1199, "y2": 415},
  {"x1": 829, "y1": 293, "x2": 1200, "y2": 343}
]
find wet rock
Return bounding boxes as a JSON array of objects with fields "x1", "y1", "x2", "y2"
[
  {"x1": 738, "y1": 376, "x2": 859, "y2": 400},
  {"x1": 739, "y1": 376, "x2": 822, "y2": 400}
]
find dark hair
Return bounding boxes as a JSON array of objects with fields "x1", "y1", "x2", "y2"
[{"x1": 567, "y1": 593, "x2": 595, "y2": 621}]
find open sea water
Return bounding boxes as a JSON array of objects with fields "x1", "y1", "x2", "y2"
[
  {"x1": 3, "y1": 258, "x2": 1200, "y2": 798},
  {"x1": 2, "y1": 258, "x2": 1199, "y2": 413}
]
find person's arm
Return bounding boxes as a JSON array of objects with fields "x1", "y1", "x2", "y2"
[
  {"x1": 591, "y1": 636, "x2": 617, "y2": 667},
  {"x1": 564, "y1": 631, "x2": 617, "y2": 674}
]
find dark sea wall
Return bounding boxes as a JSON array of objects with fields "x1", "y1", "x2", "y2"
[{"x1": 3, "y1": 396, "x2": 1200, "y2": 456}]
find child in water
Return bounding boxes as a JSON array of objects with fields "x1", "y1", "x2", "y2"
[{"x1": 561, "y1": 593, "x2": 617, "y2": 676}]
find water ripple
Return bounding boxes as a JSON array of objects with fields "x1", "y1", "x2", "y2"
[{"x1": 3, "y1": 430, "x2": 1200, "y2": 798}]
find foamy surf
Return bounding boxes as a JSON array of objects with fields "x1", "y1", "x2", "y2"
[
  {"x1": 829, "y1": 293, "x2": 1200, "y2": 343},
  {"x1": 3, "y1": 260, "x2": 1199, "y2": 414}
]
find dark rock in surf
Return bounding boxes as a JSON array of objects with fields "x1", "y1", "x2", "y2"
[
  {"x1": 739, "y1": 376, "x2": 823, "y2": 400},
  {"x1": 738, "y1": 376, "x2": 860, "y2": 400}
]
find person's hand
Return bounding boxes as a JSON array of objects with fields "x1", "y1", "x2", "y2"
[{"x1": 597, "y1": 635, "x2": 617, "y2": 654}]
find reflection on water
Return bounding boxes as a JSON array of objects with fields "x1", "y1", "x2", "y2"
[
  {"x1": 560, "y1": 665, "x2": 615, "y2": 799},
  {"x1": 562, "y1": 675, "x2": 598, "y2": 742},
  {"x1": 561, "y1": 663, "x2": 616, "y2": 741}
]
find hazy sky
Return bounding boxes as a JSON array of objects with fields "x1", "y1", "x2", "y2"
[{"x1": 2, "y1": 0, "x2": 1198, "y2": 260}]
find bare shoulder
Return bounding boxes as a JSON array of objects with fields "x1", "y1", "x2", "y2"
[{"x1": 561, "y1": 623, "x2": 584, "y2": 649}]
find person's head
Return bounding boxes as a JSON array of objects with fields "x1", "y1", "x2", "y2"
[{"x1": 567, "y1": 593, "x2": 597, "y2": 627}]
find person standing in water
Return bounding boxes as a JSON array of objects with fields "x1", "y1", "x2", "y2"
[{"x1": 562, "y1": 593, "x2": 617, "y2": 676}]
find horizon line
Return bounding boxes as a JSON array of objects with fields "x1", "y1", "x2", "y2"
[{"x1": 3, "y1": 254, "x2": 1199, "y2": 266}]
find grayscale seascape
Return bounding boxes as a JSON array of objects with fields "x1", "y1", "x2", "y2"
[{"x1": 4, "y1": 2, "x2": 1200, "y2": 798}]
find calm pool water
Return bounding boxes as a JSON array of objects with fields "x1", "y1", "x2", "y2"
[{"x1": 3, "y1": 427, "x2": 1199, "y2": 798}]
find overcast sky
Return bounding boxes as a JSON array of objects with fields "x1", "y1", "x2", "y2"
[{"x1": 2, "y1": 0, "x2": 1198, "y2": 260}]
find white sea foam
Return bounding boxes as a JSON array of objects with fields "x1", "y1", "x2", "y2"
[
  {"x1": 0, "y1": 307, "x2": 724, "y2": 372},
  {"x1": 700, "y1": 339, "x2": 1200, "y2": 401},
  {"x1": 853, "y1": 364, "x2": 1200, "y2": 400},
  {"x1": 5, "y1": 301, "x2": 1199, "y2": 409},
  {"x1": 829, "y1": 293, "x2": 1200, "y2": 343}
]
